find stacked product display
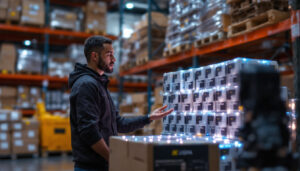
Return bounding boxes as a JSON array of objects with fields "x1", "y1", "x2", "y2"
[
  {"x1": 162, "y1": 57, "x2": 278, "y2": 139},
  {"x1": 164, "y1": 0, "x2": 230, "y2": 56}
]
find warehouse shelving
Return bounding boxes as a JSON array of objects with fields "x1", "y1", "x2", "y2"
[
  {"x1": 0, "y1": 74, "x2": 148, "y2": 92},
  {"x1": 120, "y1": 18, "x2": 291, "y2": 76}
]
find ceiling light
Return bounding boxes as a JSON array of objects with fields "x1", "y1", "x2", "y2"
[{"x1": 125, "y1": 2, "x2": 134, "y2": 9}]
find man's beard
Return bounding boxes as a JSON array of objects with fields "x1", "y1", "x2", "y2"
[{"x1": 97, "y1": 57, "x2": 113, "y2": 73}]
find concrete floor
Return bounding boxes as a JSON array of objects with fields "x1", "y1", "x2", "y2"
[{"x1": 0, "y1": 155, "x2": 74, "y2": 171}]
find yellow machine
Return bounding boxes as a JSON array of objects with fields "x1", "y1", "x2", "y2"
[{"x1": 35, "y1": 102, "x2": 71, "y2": 153}]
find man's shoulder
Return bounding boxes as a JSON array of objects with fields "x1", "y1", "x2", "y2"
[{"x1": 75, "y1": 75, "x2": 98, "y2": 87}]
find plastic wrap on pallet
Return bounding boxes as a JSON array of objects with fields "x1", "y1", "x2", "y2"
[
  {"x1": 50, "y1": 8, "x2": 77, "y2": 31},
  {"x1": 66, "y1": 44, "x2": 86, "y2": 64},
  {"x1": 17, "y1": 49, "x2": 42, "y2": 74},
  {"x1": 196, "y1": 0, "x2": 229, "y2": 40},
  {"x1": 48, "y1": 53, "x2": 73, "y2": 78}
]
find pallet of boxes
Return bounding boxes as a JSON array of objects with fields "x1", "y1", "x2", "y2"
[
  {"x1": 84, "y1": 1, "x2": 106, "y2": 34},
  {"x1": 227, "y1": 0, "x2": 290, "y2": 37},
  {"x1": 0, "y1": 43, "x2": 17, "y2": 74},
  {"x1": 0, "y1": 110, "x2": 39, "y2": 159},
  {"x1": 132, "y1": 12, "x2": 167, "y2": 66}
]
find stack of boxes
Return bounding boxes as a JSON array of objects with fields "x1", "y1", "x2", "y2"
[
  {"x1": 11, "y1": 115, "x2": 39, "y2": 157},
  {"x1": 0, "y1": 110, "x2": 11, "y2": 156},
  {"x1": 0, "y1": 0, "x2": 8, "y2": 20},
  {"x1": 20, "y1": 0, "x2": 45, "y2": 26},
  {"x1": 7, "y1": 0, "x2": 21, "y2": 22},
  {"x1": 0, "y1": 86, "x2": 17, "y2": 109},
  {"x1": 17, "y1": 49, "x2": 42, "y2": 74},
  {"x1": 50, "y1": 8, "x2": 77, "y2": 31},
  {"x1": 17, "y1": 86, "x2": 41, "y2": 110},
  {"x1": 85, "y1": 1, "x2": 106, "y2": 33},
  {"x1": 120, "y1": 93, "x2": 148, "y2": 116},
  {"x1": 162, "y1": 58, "x2": 278, "y2": 139}
]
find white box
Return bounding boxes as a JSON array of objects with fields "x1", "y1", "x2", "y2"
[
  {"x1": 214, "y1": 62, "x2": 226, "y2": 77},
  {"x1": 227, "y1": 101, "x2": 240, "y2": 112},
  {"x1": 176, "y1": 124, "x2": 186, "y2": 134},
  {"x1": 227, "y1": 112, "x2": 243, "y2": 128},
  {"x1": 206, "y1": 78, "x2": 216, "y2": 88},
  {"x1": 228, "y1": 127, "x2": 240, "y2": 139},
  {"x1": 215, "y1": 126, "x2": 228, "y2": 137},
  {"x1": 195, "y1": 112, "x2": 207, "y2": 125},
  {"x1": 204, "y1": 65, "x2": 215, "y2": 79},
  {"x1": 181, "y1": 91, "x2": 193, "y2": 104},
  {"x1": 195, "y1": 125, "x2": 207, "y2": 135},
  {"x1": 215, "y1": 101, "x2": 227, "y2": 112},
  {"x1": 163, "y1": 72, "x2": 172, "y2": 85},
  {"x1": 176, "y1": 114, "x2": 185, "y2": 125},
  {"x1": 162, "y1": 123, "x2": 170, "y2": 134},
  {"x1": 193, "y1": 91, "x2": 202, "y2": 103},
  {"x1": 193, "y1": 102, "x2": 203, "y2": 112},
  {"x1": 182, "y1": 103, "x2": 192, "y2": 112},
  {"x1": 181, "y1": 69, "x2": 194, "y2": 82},
  {"x1": 170, "y1": 124, "x2": 177, "y2": 134},
  {"x1": 169, "y1": 113, "x2": 176, "y2": 124},
  {"x1": 169, "y1": 93, "x2": 181, "y2": 104},
  {"x1": 186, "y1": 125, "x2": 196, "y2": 135},
  {"x1": 172, "y1": 82, "x2": 181, "y2": 92},
  {"x1": 172, "y1": 71, "x2": 182, "y2": 83},
  {"x1": 184, "y1": 113, "x2": 196, "y2": 125},
  {"x1": 226, "y1": 58, "x2": 245, "y2": 75},
  {"x1": 163, "y1": 83, "x2": 172, "y2": 93},
  {"x1": 227, "y1": 74, "x2": 239, "y2": 87},
  {"x1": 226, "y1": 86, "x2": 239, "y2": 101},
  {"x1": 207, "y1": 112, "x2": 215, "y2": 126},
  {"x1": 207, "y1": 126, "x2": 216, "y2": 136},
  {"x1": 183, "y1": 81, "x2": 194, "y2": 90},
  {"x1": 203, "y1": 102, "x2": 214, "y2": 111},
  {"x1": 202, "y1": 89, "x2": 214, "y2": 102},
  {"x1": 195, "y1": 80, "x2": 206, "y2": 90},
  {"x1": 173, "y1": 103, "x2": 182, "y2": 112},
  {"x1": 216, "y1": 76, "x2": 227, "y2": 87},
  {"x1": 214, "y1": 87, "x2": 227, "y2": 101},
  {"x1": 215, "y1": 113, "x2": 227, "y2": 127},
  {"x1": 194, "y1": 67, "x2": 205, "y2": 81}
]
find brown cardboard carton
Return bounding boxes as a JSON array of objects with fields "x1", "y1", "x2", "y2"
[
  {"x1": 11, "y1": 121, "x2": 23, "y2": 131},
  {"x1": 85, "y1": 1, "x2": 106, "y2": 32},
  {"x1": 0, "y1": 141, "x2": 10, "y2": 155},
  {"x1": 23, "y1": 118, "x2": 39, "y2": 130},
  {"x1": 134, "y1": 12, "x2": 168, "y2": 31},
  {"x1": 0, "y1": 132, "x2": 10, "y2": 142},
  {"x1": 0, "y1": 86, "x2": 17, "y2": 97},
  {"x1": 0, "y1": 8, "x2": 6, "y2": 20},
  {"x1": 0, "y1": 97, "x2": 17, "y2": 109},
  {"x1": 133, "y1": 104, "x2": 148, "y2": 115},
  {"x1": 109, "y1": 137, "x2": 220, "y2": 171},
  {"x1": 0, "y1": 43, "x2": 17, "y2": 72},
  {"x1": 131, "y1": 93, "x2": 147, "y2": 104},
  {"x1": 7, "y1": 0, "x2": 21, "y2": 22},
  {"x1": 0, "y1": 110, "x2": 10, "y2": 122},
  {"x1": 154, "y1": 86, "x2": 163, "y2": 105},
  {"x1": 12, "y1": 138, "x2": 39, "y2": 154},
  {"x1": 21, "y1": 0, "x2": 45, "y2": 26},
  {"x1": 86, "y1": 1, "x2": 107, "y2": 15},
  {"x1": 0, "y1": 123, "x2": 10, "y2": 132}
]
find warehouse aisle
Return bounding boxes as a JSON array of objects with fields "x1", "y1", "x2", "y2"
[{"x1": 0, "y1": 156, "x2": 73, "y2": 171}]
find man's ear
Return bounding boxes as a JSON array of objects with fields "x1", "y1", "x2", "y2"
[{"x1": 91, "y1": 52, "x2": 98, "y2": 61}]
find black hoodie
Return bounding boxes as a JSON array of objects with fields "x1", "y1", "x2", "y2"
[{"x1": 69, "y1": 63, "x2": 151, "y2": 170}]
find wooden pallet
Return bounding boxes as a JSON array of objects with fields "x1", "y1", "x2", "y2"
[
  {"x1": 17, "y1": 71, "x2": 40, "y2": 75},
  {"x1": 194, "y1": 32, "x2": 226, "y2": 47},
  {"x1": 228, "y1": 9, "x2": 290, "y2": 38},
  {"x1": 0, "y1": 153, "x2": 38, "y2": 160},
  {"x1": 0, "y1": 69, "x2": 14, "y2": 74},
  {"x1": 164, "y1": 43, "x2": 191, "y2": 57},
  {"x1": 136, "y1": 56, "x2": 148, "y2": 66}
]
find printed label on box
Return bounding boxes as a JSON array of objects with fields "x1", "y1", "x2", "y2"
[
  {"x1": 1, "y1": 142, "x2": 8, "y2": 149},
  {"x1": 28, "y1": 130, "x2": 35, "y2": 138},
  {"x1": 11, "y1": 111, "x2": 19, "y2": 121},
  {"x1": 0, "y1": 124, "x2": 8, "y2": 131},
  {"x1": 28, "y1": 144, "x2": 36, "y2": 151},
  {"x1": 14, "y1": 140, "x2": 23, "y2": 146},
  {"x1": 0, "y1": 133, "x2": 7, "y2": 141},
  {"x1": 0, "y1": 114, "x2": 7, "y2": 121},
  {"x1": 13, "y1": 123, "x2": 22, "y2": 130},
  {"x1": 13, "y1": 132, "x2": 22, "y2": 138}
]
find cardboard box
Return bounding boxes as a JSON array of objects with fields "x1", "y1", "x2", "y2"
[
  {"x1": 12, "y1": 130, "x2": 38, "y2": 140},
  {"x1": 0, "y1": 86, "x2": 17, "y2": 97},
  {"x1": 0, "y1": 110, "x2": 10, "y2": 122},
  {"x1": 85, "y1": 1, "x2": 106, "y2": 32},
  {"x1": 12, "y1": 139, "x2": 39, "y2": 154},
  {"x1": 0, "y1": 8, "x2": 6, "y2": 20},
  {"x1": 0, "y1": 141, "x2": 10, "y2": 155},
  {"x1": 154, "y1": 86, "x2": 163, "y2": 105},
  {"x1": 131, "y1": 93, "x2": 147, "y2": 104},
  {"x1": 11, "y1": 122, "x2": 23, "y2": 131},
  {"x1": 133, "y1": 104, "x2": 148, "y2": 115},
  {"x1": 109, "y1": 136, "x2": 219, "y2": 171},
  {"x1": 134, "y1": 12, "x2": 168, "y2": 31},
  {"x1": 23, "y1": 118, "x2": 39, "y2": 130},
  {"x1": 0, "y1": 97, "x2": 17, "y2": 109},
  {"x1": 120, "y1": 104, "x2": 134, "y2": 114},
  {"x1": 7, "y1": 0, "x2": 21, "y2": 22},
  {"x1": 0, "y1": 132, "x2": 10, "y2": 141},
  {"x1": 0, "y1": 43, "x2": 17, "y2": 72},
  {"x1": 0, "y1": 123, "x2": 10, "y2": 132},
  {"x1": 50, "y1": 9, "x2": 77, "y2": 30},
  {"x1": 9, "y1": 110, "x2": 21, "y2": 122},
  {"x1": 20, "y1": 0, "x2": 45, "y2": 26}
]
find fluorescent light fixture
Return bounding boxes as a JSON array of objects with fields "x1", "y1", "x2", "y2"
[
  {"x1": 125, "y1": 2, "x2": 134, "y2": 9},
  {"x1": 24, "y1": 40, "x2": 31, "y2": 46}
]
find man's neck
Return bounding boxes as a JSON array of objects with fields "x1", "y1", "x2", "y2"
[{"x1": 87, "y1": 63, "x2": 104, "y2": 76}]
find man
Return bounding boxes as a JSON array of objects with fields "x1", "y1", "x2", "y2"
[{"x1": 68, "y1": 36, "x2": 173, "y2": 171}]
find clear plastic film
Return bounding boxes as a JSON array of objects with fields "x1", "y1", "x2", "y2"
[
  {"x1": 17, "y1": 49, "x2": 42, "y2": 74},
  {"x1": 50, "y1": 8, "x2": 77, "y2": 30}
]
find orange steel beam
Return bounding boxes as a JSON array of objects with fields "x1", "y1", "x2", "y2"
[
  {"x1": 120, "y1": 19, "x2": 291, "y2": 76},
  {"x1": 0, "y1": 24, "x2": 117, "y2": 40}
]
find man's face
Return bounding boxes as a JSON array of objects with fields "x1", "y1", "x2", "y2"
[{"x1": 97, "y1": 43, "x2": 115, "y2": 73}]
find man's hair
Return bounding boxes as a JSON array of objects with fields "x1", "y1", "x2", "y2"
[{"x1": 84, "y1": 36, "x2": 112, "y2": 62}]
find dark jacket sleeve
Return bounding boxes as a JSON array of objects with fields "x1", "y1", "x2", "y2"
[
  {"x1": 76, "y1": 82, "x2": 103, "y2": 146},
  {"x1": 116, "y1": 110, "x2": 151, "y2": 133}
]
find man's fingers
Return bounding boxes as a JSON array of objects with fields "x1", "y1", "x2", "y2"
[
  {"x1": 158, "y1": 105, "x2": 167, "y2": 112},
  {"x1": 160, "y1": 108, "x2": 173, "y2": 117}
]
